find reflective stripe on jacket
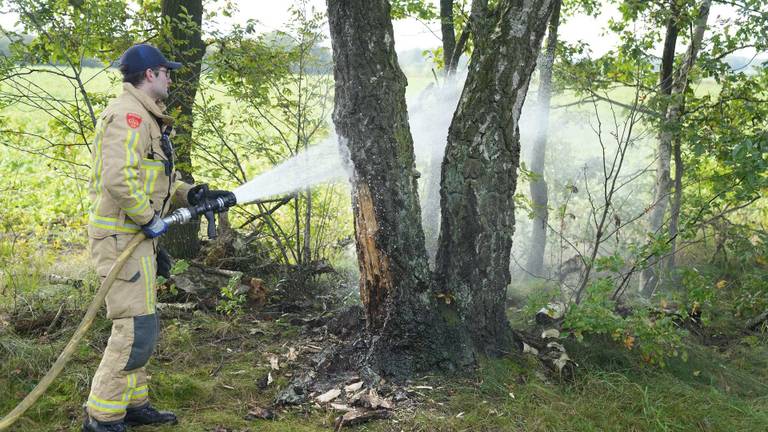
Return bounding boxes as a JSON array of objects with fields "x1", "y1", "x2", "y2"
[{"x1": 88, "y1": 83, "x2": 192, "y2": 238}]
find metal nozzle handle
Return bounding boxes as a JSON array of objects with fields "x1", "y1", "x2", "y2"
[{"x1": 161, "y1": 195, "x2": 237, "y2": 239}]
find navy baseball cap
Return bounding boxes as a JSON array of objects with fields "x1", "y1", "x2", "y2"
[{"x1": 119, "y1": 44, "x2": 182, "y2": 74}]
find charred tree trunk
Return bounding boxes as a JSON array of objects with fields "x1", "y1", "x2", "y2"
[
  {"x1": 659, "y1": 12, "x2": 679, "y2": 97},
  {"x1": 640, "y1": 0, "x2": 711, "y2": 297},
  {"x1": 160, "y1": 0, "x2": 205, "y2": 258},
  {"x1": 526, "y1": 0, "x2": 561, "y2": 278},
  {"x1": 294, "y1": 195, "x2": 302, "y2": 264},
  {"x1": 327, "y1": 0, "x2": 473, "y2": 377},
  {"x1": 436, "y1": 0, "x2": 557, "y2": 352}
]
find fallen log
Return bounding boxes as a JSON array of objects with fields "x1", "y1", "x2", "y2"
[
  {"x1": 334, "y1": 409, "x2": 391, "y2": 430},
  {"x1": 190, "y1": 262, "x2": 242, "y2": 279},
  {"x1": 156, "y1": 302, "x2": 197, "y2": 312},
  {"x1": 48, "y1": 274, "x2": 84, "y2": 288},
  {"x1": 746, "y1": 310, "x2": 768, "y2": 332},
  {"x1": 514, "y1": 329, "x2": 576, "y2": 380}
]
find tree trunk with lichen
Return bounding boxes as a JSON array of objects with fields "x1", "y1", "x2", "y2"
[
  {"x1": 327, "y1": 0, "x2": 473, "y2": 378},
  {"x1": 436, "y1": 0, "x2": 557, "y2": 353}
]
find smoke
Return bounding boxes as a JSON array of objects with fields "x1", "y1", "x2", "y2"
[
  {"x1": 231, "y1": 74, "x2": 465, "y2": 212},
  {"x1": 407, "y1": 73, "x2": 466, "y2": 264},
  {"x1": 511, "y1": 92, "x2": 656, "y2": 284},
  {"x1": 231, "y1": 66, "x2": 655, "y2": 283}
]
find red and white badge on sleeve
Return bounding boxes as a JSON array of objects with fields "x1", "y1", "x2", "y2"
[{"x1": 126, "y1": 113, "x2": 142, "y2": 129}]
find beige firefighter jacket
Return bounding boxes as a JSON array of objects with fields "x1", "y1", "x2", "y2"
[{"x1": 88, "y1": 83, "x2": 192, "y2": 239}]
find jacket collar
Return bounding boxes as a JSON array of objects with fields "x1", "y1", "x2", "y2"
[{"x1": 122, "y1": 83, "x2": 174, "y2": 125}]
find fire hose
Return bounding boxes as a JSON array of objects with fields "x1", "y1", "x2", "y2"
[{"x1": 0, "y1": 195, "x2": 236, "y2": 431}]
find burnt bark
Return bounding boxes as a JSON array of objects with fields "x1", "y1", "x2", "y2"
[
  {"x1": 160, "y1": 0, "x2": 205, "y2": 258},
  {"x1": 303, "y1": 189, "x2": 313, "y2": 265},
  {"x1": 468, "y1": 0, "x2": 491, "y2": 51},
  {"x1": 526, "y1": 0, "x2": 561, "y2": 278},
  {"x1": 445, "y1": 0, "x2": 488, "y2": 74},
  {"x1": 436, "y1": 0, "x2": 557, "y2": 352},
  {"x1": 444, "y1": 0, "x2": 490, "y2": 75},
  {"x1": 327, "y1": 0, "x2": 473, "y2": 377}
]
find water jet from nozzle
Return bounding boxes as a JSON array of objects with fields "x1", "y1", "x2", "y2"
[{"x1": 231, "y1": 136, "x2": 350, "y2": 205}]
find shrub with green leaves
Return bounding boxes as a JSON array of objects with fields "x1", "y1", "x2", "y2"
[
  {"x1": 216, "y1": 273, "x2": 246, "y2": 317},
  {"x1": 564, "y1": 278, "x2": 687, "y2": 367}
]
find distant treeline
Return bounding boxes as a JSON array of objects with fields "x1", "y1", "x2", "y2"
[
  {"x1": 0, "y1": 34, "x2": 104, "y2": 67},
  {"x1": 0, "y1": 34, "x2": 435, "y2": 72},
  {"x1": 4, "y1": 34, "x2": 756, "y2": 73},
  {"x1": 0, "y1": 34, "x2": 333, "y2": 72}
]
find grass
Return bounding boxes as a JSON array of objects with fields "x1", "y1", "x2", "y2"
[
  {"x1": 1, "y1": 276, "x2": 767, "y2": 432},
  {"x1": 0, "y1": 303, "x2": 356, "y2": 431},
  {"x1": 370, "y1": 340, "x2": 768, "y2": 432}
]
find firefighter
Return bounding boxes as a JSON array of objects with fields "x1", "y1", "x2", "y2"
[{"x1": 84, "y1": 43, "x2": 229, "y2": 432}]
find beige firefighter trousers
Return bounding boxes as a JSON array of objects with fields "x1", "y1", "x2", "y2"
[{"x1": 86, "y1": 234, "x2": 158, "y2": 422}]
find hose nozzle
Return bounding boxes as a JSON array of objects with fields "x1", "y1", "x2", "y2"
[{"x1": 162, "y1": 193, "x2": 237, "y2": 239}]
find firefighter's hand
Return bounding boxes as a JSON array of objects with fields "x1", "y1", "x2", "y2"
[
  {"x1": 187, "y1": 184, "x2": 209, "y2": 206},
  {"x1": 141, "y1": 215, "x2": 169, "y2": 239}
]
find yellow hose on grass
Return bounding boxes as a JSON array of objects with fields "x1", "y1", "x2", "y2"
[{"x1": 0, "y1": 232, "x2": 146, "y2": 431}]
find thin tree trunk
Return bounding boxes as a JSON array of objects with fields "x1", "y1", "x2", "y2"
[
  {"x1": 303, "y1": 188, "x2": 312, "y2": 264},
  {"x1": 526, "y1": 0, "x2": 561, "y2": 279},
  {"x1": 640, "y1": 0, "x2": 711, "y2": 297},
  {"x1": 445, "y1": 0, "x2": 489, "y2": 73},
  {"x1": 160, "y1": 0, "x2": 205, "y2": 258},
  {"x1": 447, "y1": 26, "x2": 470, "y2": 72},
  {"x1": 639, "y1": 5, "x2": 679, "y2": 296},
  {"x1": 440, "y1": 0, "x2": 457, "y2": 74},
  {"x1": 327, "y1": 0, "x2": 473, "y2": 377},
  {"x1": 294, "y1": 195, "x2": 302, "y2": 265},
  {"x1": 667, "y1": 137, "x2": 683, "y2": 271},
  {"x1": 436, "y1": 0, "x2": 558, "y2": 352},
  {"x1": 659, "y1": 11, "x2": 680, "y2": 96}
]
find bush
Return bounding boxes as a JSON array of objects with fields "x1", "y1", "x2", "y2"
[{"x1": 563, "y1": 278, "x2": 687, "y2": 367}]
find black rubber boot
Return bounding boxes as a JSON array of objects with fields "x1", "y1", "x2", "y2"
[
  {"x1": 124, "y1": 403, "x2": 178, "y2": 427},
  {"x1": 82, "y1": 414, "x2": 126, "y2": 432}
]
